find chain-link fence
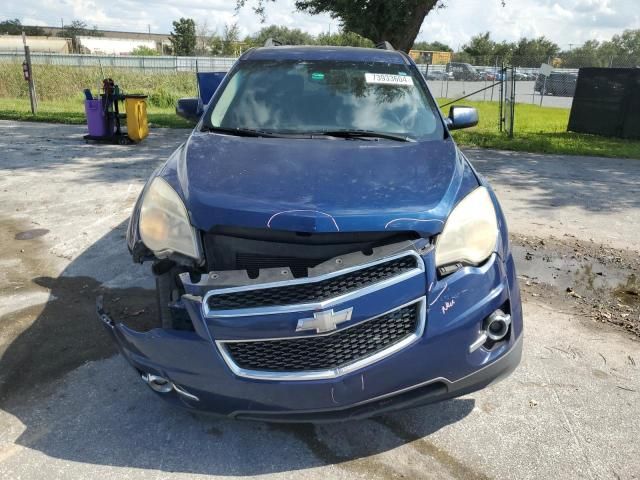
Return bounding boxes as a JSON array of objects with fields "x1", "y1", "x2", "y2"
[
  {"x1": 418, "y1": 55, "x2": 639, "y2": 108},
  {"x1": 0, "y1": 53, "x2": 240, "y2": 104},
  {"x1": 1, "y1": 51, "x2": 638, "y2": 136},
  {"x1": 2, "y1": 51, "x2": 637, "y2": 107},
  {"x1": 0, "y1": 52, "x2": 237, "y2": 72}
]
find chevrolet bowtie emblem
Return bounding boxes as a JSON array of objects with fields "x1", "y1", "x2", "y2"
[{"x1": 296, "y1": 307, "x2": 354, "y2": 334}]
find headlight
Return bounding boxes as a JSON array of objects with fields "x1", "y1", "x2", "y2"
[
  {"x1": 139, "y1": 177, "x2": 200, "y2": 259},
  {"x1": 435, "y1": 187, "x2": 498, "y2": 267}
]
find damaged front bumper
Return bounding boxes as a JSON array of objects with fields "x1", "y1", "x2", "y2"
[{"x1": 97, "y1": 241, "x2": 523, "y2": 422}]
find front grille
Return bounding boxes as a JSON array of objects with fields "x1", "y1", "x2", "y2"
[
  {"x1": 223, "y1": 303, "x2": 419, "y2": 372},
  {"x1": 207, "y1": 255, "x2": 418, "y2": 311},
  {"x1": 235, "y1": 253, "x2": 322, "y2": 278}
]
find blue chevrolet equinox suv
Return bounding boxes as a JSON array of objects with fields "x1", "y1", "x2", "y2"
[{"x1": 98, "y1": 43, "x2": 523, "y2": 422}]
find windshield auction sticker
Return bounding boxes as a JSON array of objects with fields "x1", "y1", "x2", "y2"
[{"x1": 365, "y1": 73, "x2": 414, "y2": 86}]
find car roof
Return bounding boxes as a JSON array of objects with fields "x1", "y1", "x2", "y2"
[{"x1": 241, "y1": 45, "x2": 409, "y2": 65}]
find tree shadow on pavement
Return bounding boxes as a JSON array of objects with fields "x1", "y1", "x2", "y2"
[{"x1": 0, "y1": 220, "x2": 476, "y2": 477}]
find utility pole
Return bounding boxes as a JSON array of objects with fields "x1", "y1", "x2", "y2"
[
  {"x1": 22, "y1": 32, "x2": 37, "y2": 115},
  {"x1": 61, "y1": 18, "x2": 64, "y2": 37}
]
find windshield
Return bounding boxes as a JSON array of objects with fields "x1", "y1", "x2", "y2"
[{"x1": 203, "y1": 59, "x2": 443, "y2": 140}]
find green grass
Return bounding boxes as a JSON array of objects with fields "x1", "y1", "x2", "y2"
[
  {"x1": 0, "y1": 62, "x2": 195, "y2": 128},
  {"x1": 1, "y1": 93, "x2": 639, "y2": 158},
  {"x1": 0, "y1": 97, "x2": 192, "y2": 129},
  {"x1": 440, "y1": 99, "x2": 640, "y2": 159},
  {"x1": 0, "y1": 63, "x2": 196, "y2": 104}
]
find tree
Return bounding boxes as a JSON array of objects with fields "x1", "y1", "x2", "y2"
[
  {"x1": 196, "y1": 20, "x2": 212, "y2": 55},
  {"x1": 170, "y1": 18, "x2": 197, "y2": 56},
  {"x1": 315, "y1": 30, "x2": 374, "y2": 47},
  {"x1": 237, "y1": 0, "x2": 445, "y2": 52},
  {"x1": 610, "y1": 29, "x2": 640, "y2": 56},
  {"x1": 132, "y1": 45, "x2": 160, "y2": 56},
  {"x1": 26, "y1": 25, "x2": 46, "y2": 36},
  {"x1": 210, "y1": 23, "x2": 243, "y2": 56},
  {"x1": 456, "y1": 32, "x2": 513, "y2": 64},
  {"x1": 608, "y1": 29, "x2": 640, "y2": 65},
  {"x1": 0, "y1": 19, "x2": 23, "y2": 35},
  {"x1": 238, "y1": 1, "x2": 511, "y2": 53},
  {"x1": 248, "y1": 25, "x2": 315, "y2": 47},
  {"x1": 558, "y1": 30, "x2": 640, "y2": 68},
  {"x1": 56, "y1": 20, "x2": 102, "y2": 53},
  {"x1": 560, "y1": 40, "x2": 607, "y2": 68},
  {"x1": 0, "y1": 19, "x2": 45, "y2": 36},
  {"x1": 511, "y1": 36, "x2": 560, "y2": 67},
  {"x1": 297, "y1": 0, "x2": 443, "y2": 52},
  {"x1": 412, "y1": 40, "x2": 452, "y2": 52},
  {"x1": 461, "y1": 32, "x2": 495, "y2": 61},
  {"x1": 492, "y1": 41, "x2": 513, "y2": 61}
]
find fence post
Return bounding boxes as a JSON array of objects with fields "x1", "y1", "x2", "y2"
[
  {"x1": 499, "y1": 63, "x2": 504, "y2": 132},
  {"x1": 490, "y1": 57, "x2": 497, "y2": 102},
  {"x1": 539, "y1": 56, "x2": 551, "y2": 107},
  {"x1": 22, "y1": 33, "x2": 38, "y2": 115}
]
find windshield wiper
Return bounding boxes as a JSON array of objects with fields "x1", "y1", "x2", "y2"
[
  {"x1": 315, "y1": 130, "x2": 415, "y2": 142},
  {"x1": 202, "y1": 126, "x2": 284, "y2": 138}
]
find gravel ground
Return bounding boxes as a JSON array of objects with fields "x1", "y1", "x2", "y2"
[
  {"x1": 0, "y1": 121, "x2": 638, "y2": 480},
  {"x1": 512, "y1": 234, "x2": 639, "y2": 336}
]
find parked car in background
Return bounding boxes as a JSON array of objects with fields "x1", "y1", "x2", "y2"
[
  {"x1": 481, "y1": 69, "x2": 504, "y2": 82},
  {"x1": 425, "y1": 70, "x2": 453, "y2": 81},
  {"x1": 100, "y1": 43, "x2": 523, "y2": 421},
  {"x1": 534, "y1": 72, "x2": 578, "y2": 96},
  {"x1": 446, "y1": 62, "x2": 481, "y2": 81},
  {"x1": 478, "y1": 70, "x2": 497, "y2": 81}
]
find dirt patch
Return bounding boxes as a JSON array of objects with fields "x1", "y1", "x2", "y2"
[
  {"x1": 0, "y1": 217, "x2": 157, "y2": 406},
  {"x1": 512, "y1": 233, "x2": 640, "y2": 337}
]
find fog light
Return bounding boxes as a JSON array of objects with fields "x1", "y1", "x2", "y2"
[
  {"x1": 469, "y1": 309, "x2": 512, "y2": 353},
  {"x1": 484, "y1": 310, "x2": 511, "y2": 342}
]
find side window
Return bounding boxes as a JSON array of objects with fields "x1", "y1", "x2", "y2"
[{"x1": 211, "y1": 72, "x2": 242, "y2": 127}]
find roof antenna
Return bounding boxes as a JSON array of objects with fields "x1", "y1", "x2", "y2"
[
  {"x1": 264, "y1": 38, "x2": 283, "y2": 47},
  {"x1": 375, "y1": 41, "x2": 395, "y2": 51}
]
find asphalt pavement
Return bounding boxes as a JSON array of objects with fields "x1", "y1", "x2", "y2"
[
  {"x1": 0, "y1": 121, "x2": 638, "y2": 480},
  {"x1": 426, "y1": 80, "x2": 573, "y2": 108}
]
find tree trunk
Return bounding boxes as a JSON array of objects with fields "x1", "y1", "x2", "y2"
[{"x1": 383, "y1": 1, "x2": 440, "y2": 52}]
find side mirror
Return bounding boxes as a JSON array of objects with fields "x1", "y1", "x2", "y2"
[
  {"x1": 176, "y1": 98, "x2": 202, "y2": 122},
  {"x1": 446, "y1": 106, "x2": 479, "y2": 130}
]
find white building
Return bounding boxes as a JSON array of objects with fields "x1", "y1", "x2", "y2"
[
  {"x1": 76, "y1": 36, "x2": 159, "y2": 55},
  {"x1": 0, "y1": 35, "x2": 70, "y2": 53}
]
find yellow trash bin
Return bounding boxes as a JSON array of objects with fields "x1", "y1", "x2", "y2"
[{"x1": 124, "y1": 95, "x2": 149, "y2": 142}]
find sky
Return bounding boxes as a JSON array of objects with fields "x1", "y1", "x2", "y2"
[{"x1": 2, "y1": 0, "x2": 639, "y2": 49}]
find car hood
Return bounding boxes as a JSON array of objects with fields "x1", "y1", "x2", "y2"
[{"x1": 165, "y1": 131, "x2": 478, "y2": 236}]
